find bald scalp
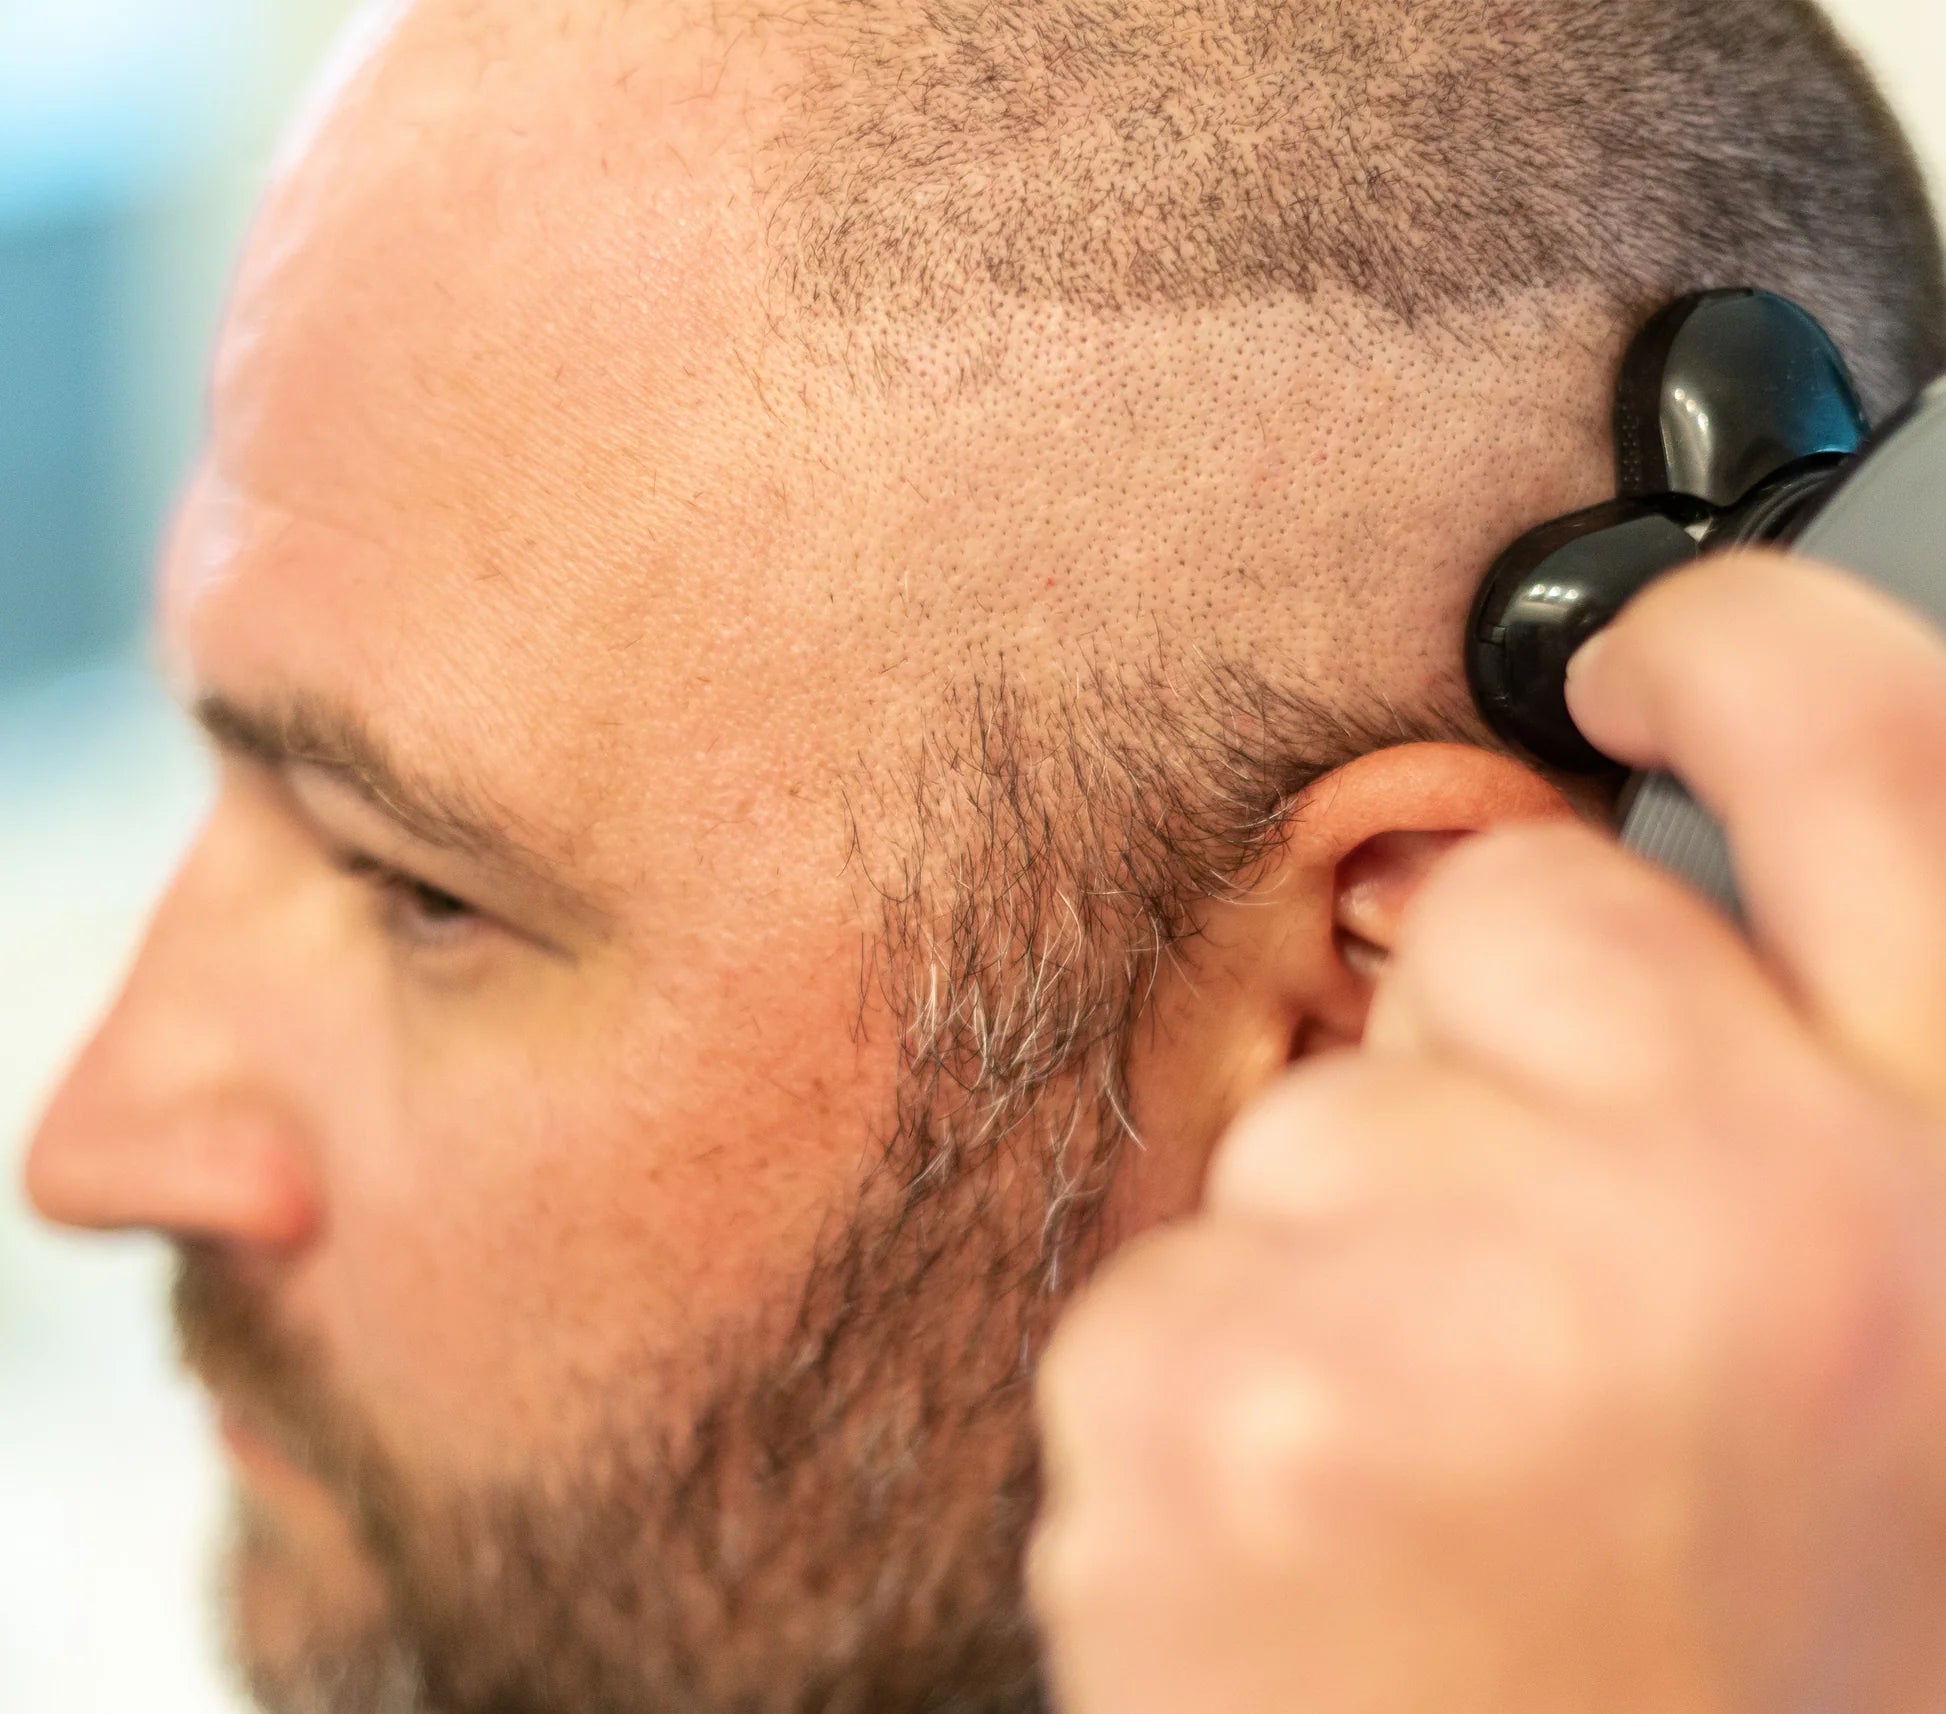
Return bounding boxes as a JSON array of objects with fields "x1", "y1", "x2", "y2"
[{"x1": 756, "y1": 0, "x2": 1945, "y2": 413}]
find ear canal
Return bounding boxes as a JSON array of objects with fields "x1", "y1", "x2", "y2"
[{"x1": 1334, "y1": 829, "x2": 1469, "y2": 953}]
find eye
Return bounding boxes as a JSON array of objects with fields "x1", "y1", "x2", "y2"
[{"x1": 330, "y1": 850, "x2": 487, "y2": 952}]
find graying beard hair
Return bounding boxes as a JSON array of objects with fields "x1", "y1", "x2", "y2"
[
  {"x1": 221, "y1": 1501, "x2": 430, "y2": 1714},
  {"x1": 199, "y1": 662, "x2": 1482, "y2": 1714},
  {"x1": 858, "y1": 657, "x2": 1480, "y2": 1295}
]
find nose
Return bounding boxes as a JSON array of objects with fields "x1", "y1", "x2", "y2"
[{"x1": 24, "y1": 809, "x2": 322, "y2": 1250}]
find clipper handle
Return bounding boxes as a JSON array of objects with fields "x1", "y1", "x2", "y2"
[
  {"x1": 1619, "y1": 773, "x2": 1742, "y2": 923},
  {"x1": 1619, "y1": 378, "x2": 1946, "y2": 918}
]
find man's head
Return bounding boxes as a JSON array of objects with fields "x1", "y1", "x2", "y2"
[{"x1": 25, "y1": 0, "x2": 1946, "y2": 1709}]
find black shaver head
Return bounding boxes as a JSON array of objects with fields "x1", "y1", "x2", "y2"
[{"x1": 1467, "y1": 290, "x2": 1870, "y2": 771}]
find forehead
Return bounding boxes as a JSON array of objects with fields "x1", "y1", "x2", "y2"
[
  {"x1": 168, "y1": 1, "x2": 859, "y2": 886},
  {"x1": 171, "y1": 0, "x2": 1622, "y2": 890}
]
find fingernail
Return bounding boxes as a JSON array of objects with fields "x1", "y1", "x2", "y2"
[
  {"x1": 1563, "y1": 626, "x2": 1657, "y2": 761},
  {"x1": 1565, "y1": 628, "x2": 1612, "y2": 692}
]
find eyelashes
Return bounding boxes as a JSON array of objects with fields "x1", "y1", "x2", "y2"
[{"x1": 327, "y1": 848, "x2": 488, "y2": 952}]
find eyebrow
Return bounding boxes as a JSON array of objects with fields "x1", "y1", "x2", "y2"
[{"x1": 192, "y1": 690, "x2": 604, "y2": 916}]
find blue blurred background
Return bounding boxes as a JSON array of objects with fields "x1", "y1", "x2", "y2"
[{"x1": 3, "y1": 1, "x2": 1946, "y2": 1709}]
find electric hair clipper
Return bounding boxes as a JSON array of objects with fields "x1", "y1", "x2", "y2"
[{"x1": 1467, "y1": 289, "x2": 1946, "y2": 919}]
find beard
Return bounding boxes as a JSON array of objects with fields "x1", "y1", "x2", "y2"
[
  {"x1": 172, "y1": 666, "x2": 1405, "y2": 1714},
  {"x1": 174, "y1": 1107, "x2": 1108, "y2": 1714}
]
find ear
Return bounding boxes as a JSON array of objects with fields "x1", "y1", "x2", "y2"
[{"x1": 1114, "y1": 743, "x2": 1582, "y2": 1227}]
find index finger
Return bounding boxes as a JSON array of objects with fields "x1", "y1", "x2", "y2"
[{"x1": 1566, "y1": 552, "x2": 1946, "y2": 1112}]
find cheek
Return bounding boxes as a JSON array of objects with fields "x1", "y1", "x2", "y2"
[{"x1": 317, "y1": 931, "x2": 890, "y2": 1484}]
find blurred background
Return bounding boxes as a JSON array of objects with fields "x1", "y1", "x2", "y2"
[
  {"x1": 3, "y1": 0, "x2": 1946, "y2": 1708},
  {"x1": 1, "y1": 5, "x2": 359, "y2": 1709}
]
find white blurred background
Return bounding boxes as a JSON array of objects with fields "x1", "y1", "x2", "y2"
[{"x1": 2, "y1": 1, "x2": 1945, "y2": 1709}]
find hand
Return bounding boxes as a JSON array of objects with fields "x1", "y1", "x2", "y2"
[{"x1": 1029, "y1": 552, "x2": 1946, "y2": 1714}]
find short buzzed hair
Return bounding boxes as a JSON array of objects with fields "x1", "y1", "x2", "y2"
[
  {"x1": 751, "y1": 0, "x2": 1946, "y2": 1281},
  {"x1": 763, "y1": 0, "x2": 1945, "y2": 412}
]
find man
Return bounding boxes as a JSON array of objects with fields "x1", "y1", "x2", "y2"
[{"x1": 22, "y1": 0, "x2": 1946, "y2": 1710}]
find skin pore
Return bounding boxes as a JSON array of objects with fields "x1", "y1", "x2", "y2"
[{"x1": 21, "y1": 1, "x2": 1642, "y2": 1710}]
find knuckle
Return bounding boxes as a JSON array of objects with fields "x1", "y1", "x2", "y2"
[
  {"x1": 1614, "y1": 551, "x2": 1787, "y2": 656},
  {"x1": 1044, "y1": 1227, "x2": 1341, "y2": 1569},
  {"x1": 1023, "y1": 1510, "x2": 1110, "y2": 1628},
  {"x1": 1726, "y1": 1113, "x2": 1939, "y2": 1429},
  {"x1": 1402, "y1": 823, "x2": 1654, "y2": 979},
  {"x1": 1806, "y1": 681, "x2": 1946, "y2": 814},
  {"x1": 1379, "y1": 1231, "x2": 1613, "y2": 1479},
  {"x1": 1206, "y1": 1052, "x2": 1374, "y2": 1215},
  {"x1": 1039, "y1": 1227, "x2": 1248, "y2": 1455},
  {"x1": 1629, "y1": 555, "x2": 1946, "y2": 781},
  {"x1": 1394, "y1": 824, "x2": 1721, "y2": 1085},
  {"x1": 1039, "y1": 1257, "x2": 1158, "y2": 1432},
  {"x1": 1188, "y1": 1348, "x2": 1340, "y2": 1556}
]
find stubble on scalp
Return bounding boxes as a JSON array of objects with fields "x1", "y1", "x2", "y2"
[
  {"x1": 171, "y1": 0, "x2": 1946, "y2": 1702},
  {"x1": 748, "y1": 0, "x2": 1944, "y2": 410}
]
